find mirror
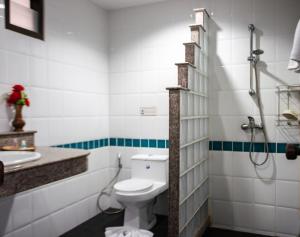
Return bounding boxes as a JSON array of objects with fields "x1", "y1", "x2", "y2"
[{"x1": 4, "y1": 0, "x2": 44, "y2": 40}]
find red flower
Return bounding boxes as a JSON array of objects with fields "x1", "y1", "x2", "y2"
[
  {"x1": 25, "y1": 99, "x2": 30, "y2": 106},
  {"x1": 7, "y1": 84, "x2": 30, "y2": 107},
  {"x1": 7, "y1": 91, "x2": 21, "y2": 105},
  {"x1": 13, "y1": 85, "x2": 24, "y2": 92}
]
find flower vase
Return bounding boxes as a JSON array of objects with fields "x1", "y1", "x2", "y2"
[{"x1": 12, "y1": 105, "x2": 25, "y2": 132}]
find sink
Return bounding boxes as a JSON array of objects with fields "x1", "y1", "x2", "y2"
[{"x1": 0, "y1": 151, "x2": 41, "y2": 167}]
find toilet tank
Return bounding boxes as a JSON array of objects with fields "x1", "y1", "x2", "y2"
[{"x1": 131, "y1": 154, "x2": 169, "y2": 183}]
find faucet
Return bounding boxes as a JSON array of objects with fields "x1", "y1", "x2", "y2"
[{"x1": 241, "y1": 116, "x2": 263, "y2": 131}]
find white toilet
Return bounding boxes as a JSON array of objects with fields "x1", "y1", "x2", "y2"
[{"x1": 113, "y1": 154, "x2": 169, "y2": 230}]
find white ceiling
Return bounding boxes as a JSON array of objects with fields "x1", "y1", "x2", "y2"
[{"x1": 91, "y1": 0, "x2": 170, "y2": 10}]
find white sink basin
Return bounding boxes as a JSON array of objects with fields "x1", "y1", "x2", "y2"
[{"x1": 0, "y1": 151, "x2": 41, "y2": 167}]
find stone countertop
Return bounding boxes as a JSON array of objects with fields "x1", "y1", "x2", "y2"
[
  {"x1": 0, "y1": 147, "x2": 89, "y2": 198},
  {"x1": 4, "y1": 147, "x2": 90, "y2": 174}
]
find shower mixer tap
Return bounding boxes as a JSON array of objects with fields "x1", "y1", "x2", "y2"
[{"x1": 241, "y1": 116, "x2": 263, "y2": 131}]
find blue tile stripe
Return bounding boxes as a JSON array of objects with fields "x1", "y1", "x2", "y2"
[
  {"x1": 55, "y1": 138, "x2": 287, "y2": 154},
  {"x1": 54, "y1": 138, "x2": 169, "y2": 150},
  {"x1": 209, "y1": 141, "x2": 286, "y2": 154}
]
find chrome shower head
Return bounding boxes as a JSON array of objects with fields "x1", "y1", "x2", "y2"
[
  {"x1": 248, "y1": 24, "x2": 255, "y2": 32},
  {"x1": 252, "y1": 49, "x2": 264, "y2": 55}
]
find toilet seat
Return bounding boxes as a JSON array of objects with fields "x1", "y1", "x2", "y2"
[{"x1": 114, "y1": 179, "x2": 153, "y2": 193}]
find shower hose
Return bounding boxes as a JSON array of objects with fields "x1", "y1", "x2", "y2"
[
  {"x1": 97, "y1": 164, "x2": 124, "y2": 215},
  {"x1": 249, "y1": 61, "x2": 269, "y2": 166}
]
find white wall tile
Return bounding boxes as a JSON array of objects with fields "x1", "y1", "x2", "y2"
[
  {"x1": 211, "y1": 176, "x2": 233, "y2": 201},
  {"x1": 216, "y1": 39, "x2": 232, "y2": 66},
  {"x1": 253, "y1": 0, "x2": 275, "y2": 37},
  {"x1": 232, "y1": 177, "x2": 254, "y2": 203},
  {"x1": 276, "y1": 154, "x2": 300, "y2": 181},
  {"x1": 210, "y1": 151, "x2": 233, "y2": 176},
  {"x1": 276, "y1": 207, "x2": 300, "y2": 236},
  {"x1": 232, "y1": 152, "x2": 256, "y2": 178},
  {"x1": 29, "y1": 57, "x2": 48, "y2": 88},
  {"x1": 11, "y1": 193, "x2": 33, "y2": 230},
  {"x1": 254, "y1": 179, "x2": 276, "y2": 205},
  {"x1": 276, "y1": 181, "x2": 300, "y2": 209},
  {"x1": 231, "y1": 39, "x2": 249, "y2": 65},
  {"x1": 231, "y1": 0, "x2": 253, "y2": 39},
  {"x1": 253, "y1": 204, "x2": 275, "y2": 233},
  {"x1": 233, "y1": 202, "x2": 254, "y2": 229},
  {"x1": 6, "y1": 52, "x2": 29, "y2": 86},
  {"x1": 212, "y1": 200, "x2": 233, "y2": 227}
]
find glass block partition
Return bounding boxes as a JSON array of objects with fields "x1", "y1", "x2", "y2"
[{"x1": 168, "y1": 8, "x2": 209, "y2": 237}]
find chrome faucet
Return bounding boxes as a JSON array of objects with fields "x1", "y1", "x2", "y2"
[{"x1": 241, "y1": 116, "x2": 263, "y2": 131}]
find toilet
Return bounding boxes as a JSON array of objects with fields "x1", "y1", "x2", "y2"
[{"x1": 113, "y1": 154, "x2": 169, "y2": 230}]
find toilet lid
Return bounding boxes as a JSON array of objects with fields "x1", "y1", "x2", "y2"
[{"x1": 114, "y1": 179, "x2": 153, "y2": 193}]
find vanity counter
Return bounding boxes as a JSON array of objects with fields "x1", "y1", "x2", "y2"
[{"x1": 0, "y1": 147, "x2": 89, "y2": 198}]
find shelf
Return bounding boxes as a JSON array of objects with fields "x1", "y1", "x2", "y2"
[
  {"x1": 276, "y1": 85, "x2": 300, "y2": 93},
  {"x1": 276, "y1": 119, "x2": 300, "y2": 127},
  {"x1": 276, "y1": 84, "x2": 300, "y2": 127}
]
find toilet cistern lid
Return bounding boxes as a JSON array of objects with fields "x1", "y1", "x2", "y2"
[{"x1": 114, "y1": 179, "x2": 153, "y2": 193}]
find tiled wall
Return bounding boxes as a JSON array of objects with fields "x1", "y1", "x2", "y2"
[
  {"x1": 0, "y1": 0, "x2": 110, "y2": 146},
  {"x1": 107, "y1": 0, "x2": 201, "y2": 210},
  {"x1": 202, "y1": 0, "x2": 300, "y2": 236},
  {"x1": 0, "y1": 0, "x2": 111, "y2": 236},
  {"x1": 0, "y1": 148, "x2": 110, "y2": 237}
]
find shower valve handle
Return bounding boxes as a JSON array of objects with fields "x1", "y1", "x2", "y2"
[{"x1": 241, "y1": 117, "x2": 263, "y2": 131}]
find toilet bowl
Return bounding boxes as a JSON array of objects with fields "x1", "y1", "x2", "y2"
[{"x1": 113, "y1": 154, "x2": 168, "y2": 230}]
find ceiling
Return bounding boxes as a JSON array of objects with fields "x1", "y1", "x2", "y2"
[{"x1": 90, "y1": 0, "x2": 169, "y2": 10}]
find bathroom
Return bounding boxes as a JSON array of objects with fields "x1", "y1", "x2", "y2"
[{"x1": 0, "y1": 0, "x2": 299, "y2": 236}]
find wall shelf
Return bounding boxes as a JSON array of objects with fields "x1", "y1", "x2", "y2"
[{"x1": 276, "y1": 85, "x2": 300, "y2": 126}]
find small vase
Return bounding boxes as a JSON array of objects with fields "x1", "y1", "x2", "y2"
[{"x1": 12, "y1": 105, "x2": 25, "y2": 132}]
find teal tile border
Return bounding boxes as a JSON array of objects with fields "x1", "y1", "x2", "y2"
[
  {"x1": 54, "y1": 138, "x2": 169, "y2": 150},
  {"x1": 210, "y1": 140, "x2": 287, "y2": 154},
  {"x1": 54, "y1": 138, "x2": 287, "y2": 154}
]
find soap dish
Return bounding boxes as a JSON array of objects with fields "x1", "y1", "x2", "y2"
[{"x1": 1, "y1": 146, "x2": 36, "y2": 152}]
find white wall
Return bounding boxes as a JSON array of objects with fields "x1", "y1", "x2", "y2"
[
  {"x1": 0, "y1": 0, "x2": 109, "y2": 146},
  {"x1": 2, "y1": 0, "x2": 299, "y2": 236},
  {"x1": 107, "y1": 0, "x2": 202, "y2": 211},
  {"x1": 205, "y1": 0, "x2": 300, "y2": 236},
  {"x1": 0, "y1": 0, "x2": 111, "y2": 236},
  {"x1": 108, "y1": 0, "x2": 200, "y2": 141}
]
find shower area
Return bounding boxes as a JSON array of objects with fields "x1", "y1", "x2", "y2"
[
  {"x1": 168, "y1": 8, "x2": 210, "y2": 237},
  {"x1": 168, "y1": 0, "x2": 300, "y2": 236}
]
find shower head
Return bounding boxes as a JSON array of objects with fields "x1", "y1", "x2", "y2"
[
  {"x1": 248, "y1": 24, "x2": 255, "y2": 32},
  {"x1": 252, "y1": 49, "x2": 264, "y2": 55}
]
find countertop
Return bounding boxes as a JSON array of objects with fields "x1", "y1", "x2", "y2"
[
  {"x1": 0, "y1": 147, "x2": 89, "y2": 198},
  {"x1": 4, "y1": 147, "x2": 90, "y2": 174}
]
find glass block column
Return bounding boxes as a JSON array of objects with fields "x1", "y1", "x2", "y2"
[{"x1": 167, "y1": 8, "x2": 210, "y2": 237}]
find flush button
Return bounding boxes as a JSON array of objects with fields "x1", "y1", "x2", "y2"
[{"x1": 146, "y1": 165, "x2": 150, "y2": 169}]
